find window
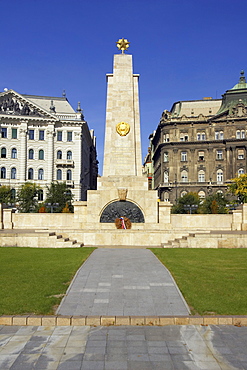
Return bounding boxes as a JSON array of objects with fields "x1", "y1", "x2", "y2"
[
  {"x1": 38, "y1": 189, "x2": 43, "y2": 201},
  {"x1": 238, "y1": 168, "x2": 245, "y2": 176},
  {"x1": 12, "y1": 128, "x2": 17, "y2": 139},
  {"x1": 29, "y1": 149, "x2": 34, "y2": 159},
  {"x1": 67, "y1": 169, "x2": 72, "y2": 181},
  {"x1": 181, "y1": 170, "x2": 188, "y2": 182},
  {"x1": 39, "y1": 149, "x2": 44, "y2": 160},
  {"x1": 1, "y1": 167, "x2": 6, "y2": 179},
  {"x1": 39, "y1": 130, "x2": 44, "y2": 140},
  {"x1": 57, "y1": 169, "x2": 62, "y2": 180},
  {"x1": 38, "y1": 168, "x2": 44, "y2": 180},
  {"x1": 57, "y1": 131, "x2": 62, "y2": 141},
  {"x1": 163, "y1": 171, "x2": 169, "y2": 183},
  {"x1": 29, "y1": 129, "x2": 34, "y2": 140},
  {"x1": 1, "y1": 127, "x2": 7, "y2": 138},
  {"x1": 28, "y1": 168, "x2": 33, "y2": 180},
  {"x1": 216, "y1": 150, "x2": 223, "y2": 160},
  {"x1": 11, "y1": 167, "x2": 16, "y2": 179},
  {"x1": 198, "y1": 170, "x2": 205, "y2": 182},
  {"x1": 57, "y1": 150, "x2": 62, "y2": 159},
  {"x1": 67, "y1": 131, "x2": 72, "y2": 142},
  {"x1": 164, "y1": 152, "x2": 169, "y2": 162},
  {"x1": 236, "y1": 130, "x2": 241, "y2": 139},
  {"x1": 198, "y1": 151, "x2": 204, "y2": 161},
  {"x1": 163, "y1": 133, "x2": 169, "y2": 142},
  {"x1": 215, "y1": 131, "x2": 224, "y2": 140},
  {"x1": 67, "y1": 151, "x2": 72, "y2": 160},
  {"x1": 11, "y1": 148, "x2": 17, "y2": 159},
  {"x1": 238, "y1": 149, "x2": 244, "y2": 159},
  {"x1": 197, "y1": 132, "x2": 206, "y2": 140},
  {"x1": 241, "y1": 130, "x2": 245, "y2": 138},
  {"x1": 217, "y1": 169, "x2": 223, "y2": 184},
  {"x1": 1, "y1": 147, "x2": 6, "y2": 158},
  {"x1": 181, "y1": 151, "x2": 187, "y2": 161}
]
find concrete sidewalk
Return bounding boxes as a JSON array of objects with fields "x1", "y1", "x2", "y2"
[
  {"x1": 56, "y1": 249, "x2": 190, "y2": 317},
  {"x1": 1, "y1": 325, "x2": 247, "y2": 370}
]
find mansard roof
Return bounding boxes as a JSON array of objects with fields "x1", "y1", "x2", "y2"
[
  {"x1": 170, "y1": 99, "x2": 221, "y2": 118},
  {"x1": 23, "y1": 94, "x2": 76, "y2": 114}
]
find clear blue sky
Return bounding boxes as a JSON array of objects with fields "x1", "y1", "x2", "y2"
[{"x1": 1, "y1": 0, "x2": 247, "y2": 174}]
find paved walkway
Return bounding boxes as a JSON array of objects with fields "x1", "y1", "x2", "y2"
[
  {"x1": 1, "y1": 325, "x2": 247, "y2": 369},
  {"x1": 56, "y1": 249, "x2": 190, "y2": 316}
]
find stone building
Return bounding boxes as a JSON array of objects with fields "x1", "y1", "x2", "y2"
[
  {"x1": 150, "y1": 71, "x2": 247, "y2": 203},
  {"x1": 0, "y1": 89, "x2": 98, "y2": 202}
]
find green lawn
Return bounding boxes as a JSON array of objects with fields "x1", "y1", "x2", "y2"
[
  {"x1": 0, "y1": 247, "x2": 95, "y2": 315},
  {"x1": 151, "y1": 248, "x2": 247, "y2": 315}
]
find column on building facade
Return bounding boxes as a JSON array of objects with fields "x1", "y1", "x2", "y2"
[
  {"x1": 207, "y1": 148, "x2": 214, "y2": 183},
  {"x1": 190, "y1": 148, "x2": 195, "y2": 183},
  {"x1": 232, "y1": 146, "x2": 236, "y2": 179},
  {"x1": 225, "y1": 147, "x2": 231, "y2": 180},
  {"x1": 74, "y1": 130, "x2": 82, "y2": 201},
  {"x1": 46, "y1": 123, "x2": 55, "y2": 184},
  {"x1": 19, "y1": 121, "x2": 28, "y2": 183}
]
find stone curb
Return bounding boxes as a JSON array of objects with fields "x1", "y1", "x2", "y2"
[{"x1": 1, "y1": 315, "x2": 247, "y2": 326}]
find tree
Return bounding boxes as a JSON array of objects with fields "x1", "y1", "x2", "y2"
[
  {"x1": 228, "y1": 174, "x2": 247, "y2": 203},
  {"x1": 45, "y1": 182, "x2": 74, "y2": 213},
  {"x1": 171, "y1": 192, "x2": 201, "y2": 214},
  {"x1": 0, "y1": 186, "x2": 12, "y2": 204},
  {"x1": 201, "y1": 192, "x2": 229, "y2": 214},
  {"x1": 16, "y1": 183, "x2": 40, "y2": 213}
]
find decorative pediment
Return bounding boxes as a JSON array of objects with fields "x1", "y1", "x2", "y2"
[{"x1": 0, "y1": 90, "x2": 57, "y2": 120}]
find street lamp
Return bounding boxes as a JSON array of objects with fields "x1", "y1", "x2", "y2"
[{"x1": 184, "y1": 204, "x2": 198, "y2": 214}]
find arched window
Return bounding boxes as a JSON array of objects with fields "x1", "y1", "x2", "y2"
[
  {"x1": 57, "y1": 150, "x2": 62, "y2": 159},
  {"x1": 11, "y1": 148, "x2": 17, "y2": 159},
  {"x1": 39, "y1": 149, "x2": 44, "y2": 160},
  {"x1": 163, "y1": 171, "x2": 169, "y2": 183},
  {"x1": 38, "y1": 189, "x2": 43, "y2": 201},
  {"x1": 198, "y1": 170, "x2": 205, "y2": 182},
  {"x1": 217, "y1": 169, "x2": 223, "y2": 184},
  {"x1": 29, "y1": 149, "x2": 34, "y2": 159},
  {"x1": 238, "y1": 168, "x2": 245, "y2": 176},
  {"x1": 11, "y1": 167, "x2": 16, "y2": 179},
  {"x1": 1, "y1": 167, "x2": 6, "y2": 179},
  {"x1": 28, "y1": 168, "x2": 33, "y2": 180},
  {"x1": 67, "y1": 169, "x2": 72, "y2": 181},
  {"x1": 67, "y1": 150, "x2": 72, "y2": 160},
  {"x1": 181, "y1": 170, "x2": 188, "y2": 182},
  {"x1": 38, "y1": 168, "x2": 44, "y2": 180},
  {"x1": 236, "y1": 130, "x2": 241, "y2": 139},
  {"x1": 1, "y1": 147, "x2": 6, "y2": 158},
  {"x1": 57, "y1": 169, "x2": 62, "y2": 180}
]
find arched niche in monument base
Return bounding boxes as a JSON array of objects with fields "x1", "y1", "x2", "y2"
[{"x1": 100, "y1": 200, "x2": 145, "y2": 223}]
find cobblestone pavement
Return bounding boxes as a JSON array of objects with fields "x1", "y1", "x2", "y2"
[
  {"x1": 56, "y1": 249, "x2": 190, "y2": 316},
  {"x1": 0, "y1": 325, "x2": 247, "y2": 370}
]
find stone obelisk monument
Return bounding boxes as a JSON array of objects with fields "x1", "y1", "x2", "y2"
[{"x1": 103, "y1": 38, "x2": 142, "y2": 177}]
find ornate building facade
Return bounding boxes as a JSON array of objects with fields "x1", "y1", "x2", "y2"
[
  {"x1": 0, "y1": 89, "x2": 98, "y2": 202},
  {"x1": 150, "y1": 71, "x2": 247, "y2": 203}
]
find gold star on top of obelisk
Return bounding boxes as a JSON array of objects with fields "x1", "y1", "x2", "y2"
[{"x1": 116, "y1": 38, "x2": 130, "y2": 54}]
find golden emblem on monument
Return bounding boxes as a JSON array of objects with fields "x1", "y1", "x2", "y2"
[
  {"x1": 116, "y1": 122, "x2": 130, "y2": 136},
  {"x1": 116, "y1": 38, "x2": 130, "y2": 54}
]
